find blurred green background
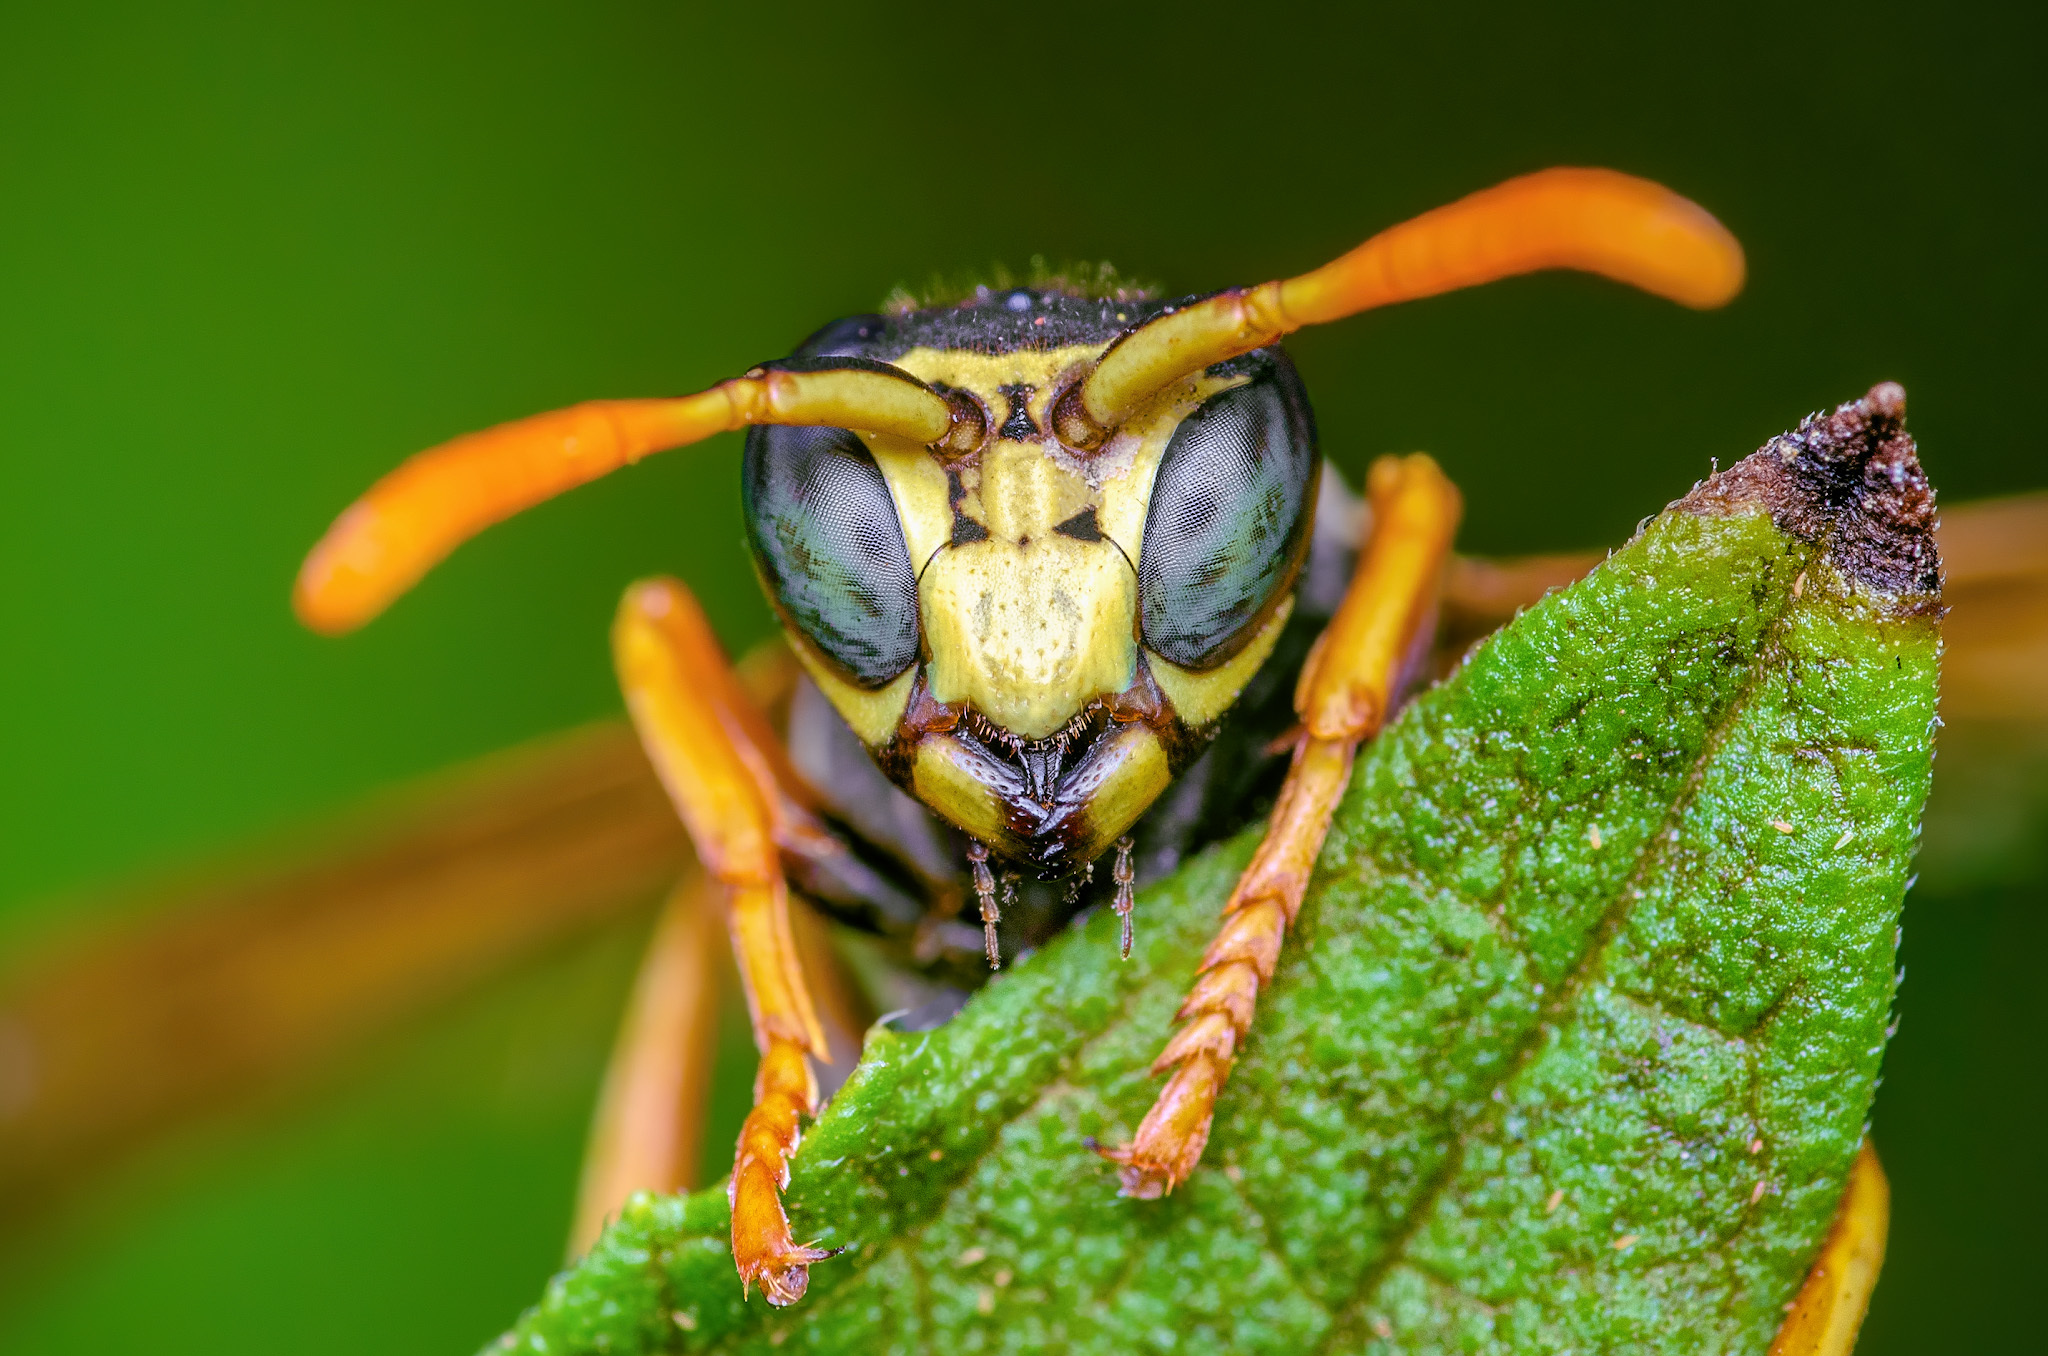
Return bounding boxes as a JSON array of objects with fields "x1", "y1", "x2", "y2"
[{"x1": 1, "y1": 0, "x2": 2041, "y2": 1351}]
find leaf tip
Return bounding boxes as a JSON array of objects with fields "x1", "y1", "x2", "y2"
[{"x1": 1680, "y1": 382, "x2": 1941, "y2": 600}]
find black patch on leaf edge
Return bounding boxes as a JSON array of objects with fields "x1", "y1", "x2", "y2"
[{"x1": 1680, "y1": 382, "x2": 1941, "y2": 599}]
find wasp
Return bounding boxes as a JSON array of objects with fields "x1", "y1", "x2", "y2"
[{"x1": 295, "y1": 167, "x2": 1745, "y2": 1305}]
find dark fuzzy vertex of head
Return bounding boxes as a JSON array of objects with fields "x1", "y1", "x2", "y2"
[
  {"x1": 1684, "y1": 382, "x2": 1940, "y2": 597},
  {"x1": 883, "y1": 258, "x2": 1158, "y2": 314},
  {"x1": 799, "y1": 285, "x2": 1176, "y2": 361}
]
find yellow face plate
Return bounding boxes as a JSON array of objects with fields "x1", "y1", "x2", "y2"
[
  {"x1": 864, "y1": 347, "x2": 1245, "y2": 741},
  {"x1": 782, "y1": 338, "x2": 1285, "y2": 873}
]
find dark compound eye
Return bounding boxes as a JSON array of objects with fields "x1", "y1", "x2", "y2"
[
  {"x1": 1138, "y1": 370, "x2": 1317, "y2": 670},
  {"x1": 743, "y1": 425, "x2": 920, "y2": 687}
]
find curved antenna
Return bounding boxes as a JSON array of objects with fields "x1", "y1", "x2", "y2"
[
  {"x1": 1053, "y1": 167, "x2": 1746, "y2": 448},
  {"x1": 295, "y1": 360, "x2": 983, "y2": 635}
]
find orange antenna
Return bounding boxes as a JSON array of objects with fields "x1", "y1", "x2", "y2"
[
  {"x1": 295, "y1": 362, "x2": 982, "y2": 635},
  {"x1": 1053, "y1": 167, "x2": 1745, "y2": 448}
]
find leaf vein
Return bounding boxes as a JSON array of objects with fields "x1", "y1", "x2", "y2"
[{"x1": 1312, "y1": 604, "x2": 1796, "y2": 1351}]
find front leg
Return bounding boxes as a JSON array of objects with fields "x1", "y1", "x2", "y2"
[
  {"x1": 611, "y1": 578, "x2": 835, "y2": 1303},
  {"x1": 1101, "y1": 454, "x2": 1462, "y2": 1196}
]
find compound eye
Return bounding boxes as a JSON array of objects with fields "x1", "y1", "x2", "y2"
[
  {"x1": 1138, "y1": 374, "x2": 1316, "y2": 670},
  {"x1": 743, "y1": 425, "x2": 920, "y2": 687}
]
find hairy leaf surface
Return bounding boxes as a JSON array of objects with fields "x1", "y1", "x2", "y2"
[{"x1": 496, "y1": 390, "x2": 1940, "y2": 1355}]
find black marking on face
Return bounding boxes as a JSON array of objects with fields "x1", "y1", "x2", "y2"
[
  {"x1": 743, "y1": 425, "x2": 920, "y2": 688},
  {"x1": 997, "y1": 384, "x2": 1040, "y2": 439},
  {"x1": 1052, "y1": 506, "x2": 1104, "y2": 542},
  {"x1": 941, "y1": 464, "x2": 988, "y2": 546},
  {"x1": 1138, "y1": 355, "x2": 1318, "y2": 670}
]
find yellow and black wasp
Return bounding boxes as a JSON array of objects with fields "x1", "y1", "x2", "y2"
[{"x1": 295, "y1": 167, "x2": 1746, "y2": 1304}]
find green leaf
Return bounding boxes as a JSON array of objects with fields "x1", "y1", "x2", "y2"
[{"x1": 495, "y1": 389, "x2": 1941, "y2": 1355}]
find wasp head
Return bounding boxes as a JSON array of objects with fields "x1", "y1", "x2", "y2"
[{"x1": 743, "y1": 285, "x2": 1318, "y2": 876}]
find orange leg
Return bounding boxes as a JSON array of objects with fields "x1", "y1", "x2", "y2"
[
  {"x1": 611, "y1": 577, "x2": 836, "y2": 1304},
  {"x1": 1101, "y1": 454, "x2": 1462, "y2": 1197}
]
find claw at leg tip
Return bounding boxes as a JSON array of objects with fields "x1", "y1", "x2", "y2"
[
  {"x1": 1089, "y1": 1137, "x2": 1176, "y2": 1199},
  {"x1": 760, "y1": 1265, "x2": 808, "y2": 1307},
  {"x1": 1118, "y1": 1168, "x2": 1171, "y2": 1200},
  {"x1": 742, "y1": 1243, "x2": 836, "y2": 1307}
]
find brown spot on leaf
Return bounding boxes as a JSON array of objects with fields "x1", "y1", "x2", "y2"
[{"x1": 1679, "y1": 382, "x2": 1940, "y2": 599}]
